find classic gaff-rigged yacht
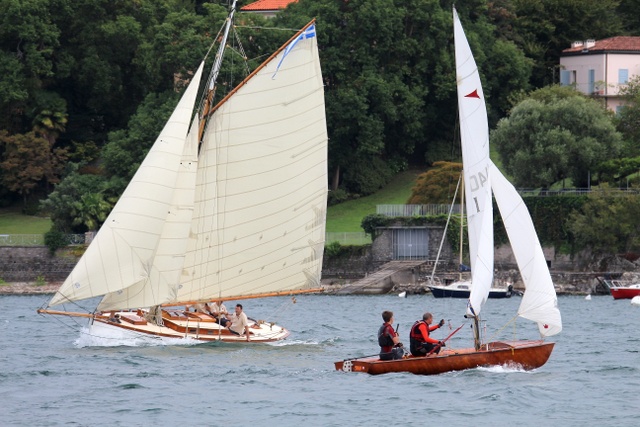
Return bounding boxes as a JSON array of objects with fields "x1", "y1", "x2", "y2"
[
  {"x1": 38, "y1": 2, "x2": 328, "y2": 343},
  {"x1": 336, "y1": 8, "x2": 561, "y2": 375}
]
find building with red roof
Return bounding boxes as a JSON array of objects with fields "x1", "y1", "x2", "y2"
[
  {"x1": 560, "y1": 37, "x2": 640, "y2": 111},
  {"x1": 240, "y1": 0, "x2": 298, "y2": 18}
]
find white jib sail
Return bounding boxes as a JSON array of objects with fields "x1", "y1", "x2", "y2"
[
  {"x1": 453, "y1": 8, "x2": 494, "y2": 315},
  {"x1": 48, "y1": 62, "x2": 205, "y2": 308},
  {"x1": 177, "y1": 24, "x2": 328, "y2": 302},
  {"x1": 489, "y1": 161, "x2": 562, "y2": 337},
  {"x1": 98, "y1": 113, "x2": 201, "y2": 311}
]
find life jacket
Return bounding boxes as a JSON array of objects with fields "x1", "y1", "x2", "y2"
[
  {"x1": 409, "y1": 320, "x2": 428, "y2": 345},
  {"x1": 378, "y1": 323, "x2": 394, "y2": 347}
]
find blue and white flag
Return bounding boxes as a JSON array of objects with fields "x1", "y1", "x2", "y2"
[{"x1": 272, "y1": 24, "x2": 316, "y2": 79}]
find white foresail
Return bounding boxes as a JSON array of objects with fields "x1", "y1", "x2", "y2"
[
  {"x1": 48, "y1": 62, "x2": 205, "y2": 308},
  {"x1": 489, "y1": 162, "x2": 562, "y2": 337},
  {"x1": 98, "y1": 114, "x2": 201, "y2": 311},
  {"x1": 176, "y1": 24, "x2": 328, "y2": 302},
  {"x1": 453, "y1": 9, "x2": 494, "y2": 315}
]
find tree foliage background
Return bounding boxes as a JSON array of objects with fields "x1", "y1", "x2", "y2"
[
  {"x1": 1, "y1": 0, "x2": 639, "y2": 234},
  {"x1": 492, "y1": 86, "x2": 623, "y2": 189}
]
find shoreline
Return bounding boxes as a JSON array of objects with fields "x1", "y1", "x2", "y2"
[
  {"x1": 0, "y1": 282, "x2": 60, "y2": 295},
  {"x1": 0, "y1": 281, "x2": 598, "y2": 296}
]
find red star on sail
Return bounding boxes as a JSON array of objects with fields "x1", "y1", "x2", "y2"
[{"x1": 465, "y1": 89, "x2": 480, "y2": 99}]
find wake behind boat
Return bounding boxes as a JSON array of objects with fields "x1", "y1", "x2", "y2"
[
  {"x1": 336, "y1": 8, "x2": 561, "y2": 375},
  {"x1": 38, "y1": 1, "x2": 328, "y2": 343}
]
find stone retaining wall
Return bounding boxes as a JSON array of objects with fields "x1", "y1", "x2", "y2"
[{"x1": 0, "y1": 247, "x2": 78, "y2": 282}]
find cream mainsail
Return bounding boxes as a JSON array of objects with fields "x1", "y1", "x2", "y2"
[
  {"x1": 47, "y1": 21, "x2": 327, "y2": 313},
  {"x1": 177, "y1": 23, "x2": 327, "y2": 303}
]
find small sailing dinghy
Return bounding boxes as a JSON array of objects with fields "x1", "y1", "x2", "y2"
[
  {"x1": 38, "y1": 2, "x2": 328, "y2": 343},
  {"x1": 335, "y1": 8, "x2": 561, "y2": 374}
]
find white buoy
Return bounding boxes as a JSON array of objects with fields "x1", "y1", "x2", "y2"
[
  {"x1": 585, "y1": 294, "x2": 591, "y2": 300},
  {"x1": 398, "y1": 291, "x2": 407, "y2": 298},
  {"x1": 631, "y1": 296, "x2": 640, "y2": 306}
]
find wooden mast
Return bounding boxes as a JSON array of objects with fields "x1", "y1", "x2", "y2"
[{"x1": 197, "y1": 0, "x2": 237, "y2": 145}]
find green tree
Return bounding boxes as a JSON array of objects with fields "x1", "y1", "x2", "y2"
[
  {"x1": 510, "y1": 0, "x2": 623, "y2": 88},
  {"x1": 569, "y1": 186, "x2": 640, "y2": 256},
  {"x1": 408, "y1": 161, "x2": 462, "y2": 204},
  {"x1": 40, "y1": 170, "x2": 109, "y2": 232},
  {"x1": 0, "y1": 130, "x2": 67, "y2": 208},
  {"x1": 615, "y1": 75, "x2": 640, "y2": 156},
  {"x1": 101, "y1": 91, "x2": 181, "y2": 180},
  {"x1": 0, "y1": 0, "x2": 61, "y2": 132},
  {"x1": 596, "y1": 157, "x2": 640, "y2": 187},
  {"x1": 70, "y1": 192, "x2": 113, "y2": 231},
  {"x1": 617, "y1": 0, "x2": 640, "y2": 34},
  {"x1": 492, "y1": 86, "x2": 622, "y2": 189},
  {"x1": 278, "y1": 0, "x2": 531, "y2": 195}
]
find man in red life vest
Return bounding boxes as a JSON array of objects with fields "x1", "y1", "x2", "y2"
[
  {"x1": 378, "y1": 310, "x2": 404, "y2": 360},
  {"x1": 409, "y1": 312, "x2": 445, "y2": 356}
]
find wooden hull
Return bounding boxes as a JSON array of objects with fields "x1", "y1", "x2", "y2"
[
  {"x1": 335, "y1": 341, "x2": 554, "y2": 375},
  {"x1": 429, "y1": 286, "x2": 512, "y2": 299},
  {"x1": 610, "y1": 287, "x2": 640, "y2": 300},
  {"x1": 39, "y1": 308, "x2": 289, "y2": 342}
]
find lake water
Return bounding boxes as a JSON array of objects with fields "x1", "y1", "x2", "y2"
[{"x1": 1, "y1": 293, "x2": 638, "y2": 426}]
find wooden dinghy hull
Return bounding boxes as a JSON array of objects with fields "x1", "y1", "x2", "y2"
[{"x1": 335, "y1": 341, "x2": 555, "y2": 375}]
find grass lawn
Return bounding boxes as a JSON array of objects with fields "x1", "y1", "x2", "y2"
[
  {"x1": 326, "y1": 168, "x2": 423, "y2": 232},
  {"x1": 0, "y1": 207, "x2": 52, "y2": 234},
  {"x1": 0, "y1": 168, "x2": 424, "y2": 235}
]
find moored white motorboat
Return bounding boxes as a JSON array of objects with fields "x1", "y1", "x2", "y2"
[{"x1": 428, "y1": 280, "x2": 512, "y2": 299}]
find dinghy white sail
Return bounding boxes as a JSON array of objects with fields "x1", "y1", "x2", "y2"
[
  {"x1": 336, "y1": 8, "x2": 561, "y2": 374},
  {"x1": 38, "y1": 2, "x2": 328, "y2": 343}
]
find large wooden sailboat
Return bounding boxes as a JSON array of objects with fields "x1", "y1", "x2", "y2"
[
  {"x1": 335, "y1": 8, "x2": 561, "y2": 374},
  {"x1": 38, "y1": 2, "x2": 328, "y2": 343}
]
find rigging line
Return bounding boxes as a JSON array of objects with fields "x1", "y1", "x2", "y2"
[
  {"x1": 264, "y1": 296, "x2": 298, "y2": 322},
  {"x1": 39, "y1": 309, "x2": 88, "y2": 333},
  {"x1": 43, "y1": 294, "x2": 98, "y2": 316},
  {"x1": 429, "y1": 173, "x2": 463, "y2": 284},
  {"x1": 483, "y1": 314, "x2": 520, "y2": 343},
  {"x1": 231, "y1": 25, "x2": 251, "y2": 76},
  {"x1": 235, "y1": 25, "x2": 303, "y2": 32}
]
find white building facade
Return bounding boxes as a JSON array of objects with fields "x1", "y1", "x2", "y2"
[{"x1": 559, "y1": 37, "x2": 640, "y2": 112}]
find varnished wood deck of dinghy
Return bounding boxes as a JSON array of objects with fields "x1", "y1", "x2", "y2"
[{"x1": 335, "y1": 341, "x2": 555, "y2": 375}]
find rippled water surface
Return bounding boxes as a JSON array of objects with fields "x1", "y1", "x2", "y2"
[{"x1": 1, "y1": 293, "x2": 638, "y2": 426}]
